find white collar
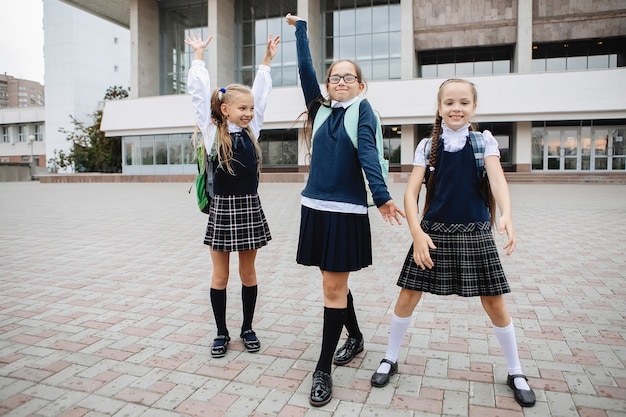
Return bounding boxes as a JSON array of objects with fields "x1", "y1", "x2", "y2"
[
  {"x1": 331, "y1": 96, "x2": 360, "y2": 109},
  {"x1": 226, "y1": 121, "x2": 243, "y2": 133},
  {"x1": 441, "y1": 123, "x2": 470, "y2": 141}
]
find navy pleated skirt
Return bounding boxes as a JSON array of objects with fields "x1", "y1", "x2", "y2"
[{"x1": 297, "y1": 205, "x2": 372, "y2": 272}]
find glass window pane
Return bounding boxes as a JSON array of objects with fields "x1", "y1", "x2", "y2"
[
  {"x1": 141, "y1": 136, "x2": 154, "y2": 165},
  {"x1": 372, "y1": 59, "x2": 388, "y2": 80},
  {"x1": 355, "y1": 8, "x2": 371, "y2": 35},
  {"x1": 438, "y1": 63, "x2": 455, "y2": 77},
  {"x1": 356, "y1": 34, "x2": 372, "y2": 60},
  {"x1": 338, "y1": 9, "x2": 356, "y2": 36},
  {"x1": 372, "y1": 33, "x2": 388, "y2": 59},
  {"x1": 339, "y1": 36, "x2": 356, "y2": 60},
  {"x1": 421, "y1": 65, "x2": 437, "y2": 78},
  {"x1": 456, "y1": 62, "x2": 473, "y2": 76},
  {"x1": 493, "y1": 60, "x2": 510, "y2": 74},
  {"x1": 474, "y1": 60, "x2": 492, "y2": 75},
  {"x1": 567, "y1": 56, "x2": 587, "y2": 71},
  {"x1": 531, "y1": 59, "x2": 546, "y2": 72},
  {"x1": 588, "y1": 55, "x2": 608, "y2": 69},
  {"x1": 546, "y1": 57, "x2": 566, "y2": 71},
  {"x1": 389, "y1": 57, "x2": 400, "y2": 79},
  {"x1": 389, "y1": 31, "x2": 400, "y2": 57},
  {"x1": 372, "y1": 5, "x2": 389, "y2": 32}
]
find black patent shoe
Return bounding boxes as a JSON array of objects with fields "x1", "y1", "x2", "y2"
[
  {"x1": 310, "y1": 370, "x2": 332, "y2": 407},
  {"x1": 211, "y1": 335, "x2": 230, "y2": 358},
  {"x1": 240, "y1": 329, "x2": 260, "y2": 353},
  {"x1": 333, "y1": 337, "x2": 364, "y2": 365},
  {"x1": 507, "y1": 374, "x2": 536, "y2": 407},
  {"x1": 370, "y1": 358, "x2": 398, "y2": 388}
]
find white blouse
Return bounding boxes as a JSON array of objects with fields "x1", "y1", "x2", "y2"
[
  {"x1": 412, "y1": 123, "x2": 500, "y2": 166},
  {"x1": 186, "y1": 59, "x2": 272, "y2": 152}
]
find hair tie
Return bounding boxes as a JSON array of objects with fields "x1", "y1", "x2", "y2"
[{"x1": 219, "y1": 87, "x2": 226, "y2": 93}]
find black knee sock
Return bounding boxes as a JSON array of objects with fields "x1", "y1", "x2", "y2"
[
  {"x1": 210, "y1": 288, "x2": 228, "y2": 337},
  {"x1": 316, "y1": 307, "x2": 347, "y2": 374},
  {"x1": 241, "y1": 284, "x2": 258, "y2": 334},
  {"x1": 344, "y1": 290, "x2": 363, "y2": 341}
]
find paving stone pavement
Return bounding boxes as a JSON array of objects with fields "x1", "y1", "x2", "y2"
[{"x1": 0, "y1": 181, "x2": 625, "y2": 417}]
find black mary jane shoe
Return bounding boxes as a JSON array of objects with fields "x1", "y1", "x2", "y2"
[
  {"x1": 507, "y1": 374, "x2": 536, "y2": 407},
  {"x1": 310, "y1": 370, "x2": 332, "y2": 407},
  {"x1": 240, "y1": 329, "x2": 261, "y2": 353},
  {"x1": 211, "y1": 335, "x2": 230, "y2": 358},
  {"x1": 370, "y1": 358, "x2": 398, "y2": 388},
  {"x1": 333, "y1": 336, "x2": 364, "y2": 365}
]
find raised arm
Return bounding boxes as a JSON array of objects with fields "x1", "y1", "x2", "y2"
[
  {"x1": 250, "y1": 34, "x2": 280, "y2": 137},
  {"x1": 185, "y1": 33, "x2": 216, "y2": 150},
  {"x1": 286, "y1": 14, "x2": 323, "y2": 108}
]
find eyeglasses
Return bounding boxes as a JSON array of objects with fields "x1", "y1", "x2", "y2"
[{"x1": 328, "y1": 74, "x2": 358, "y2": 84}]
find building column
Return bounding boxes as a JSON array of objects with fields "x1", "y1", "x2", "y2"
[
  {"x1": 514, "y1": 0, "x2": 533, "y2": 73},
  {"x1": 400, "y1": 0, "x2": 416, "y2": 79},
  {"x1": 515, "y1": 121, "x2": 532, "y2": 172},
  {"x1": 400, "y1": 124, "x2": 416, "y2": 172},
  {"x1": 130, "y1": 0, "x2": 159, "y2": 98},
  {"x1": 209, "y1": 0, "x2": 236, "y2": 87}
]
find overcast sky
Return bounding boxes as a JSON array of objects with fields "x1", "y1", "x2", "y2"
[{"x1": 0, "y1": 0, "x2": 45, "y2": 84}]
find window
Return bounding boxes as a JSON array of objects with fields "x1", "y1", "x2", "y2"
[
  {"x1": 383, "y1": 125, "x2": 401, "y2": 165},
  {"x1": 34, "y1": 124, "x2": 43, "y2": 141},
  {"x1": 323, "y1": 0, "x2": 401, "y2": 81},
  {"x1": 258, "y1": 129, "x2": 298, "y2": 166},
  {"x1": 1, "y1": 126, "x2": 9, "y2": 143},
  {"x1": 160, "y1": 2, "x2": 208, "y2": 95},
  {"x1": 532, "y1": 37, "x2": 625, "y2": 73},
  {"x1": 18, "y1": 125, "x2": 26, "y2": 142},
  {"x1": 237, "y1": 0, "x2": 298, "y2": 87},
  {"x1": 419, "y1": 46, "x2": 513, "y2": 78},
  {"x1": 476, "y1": 122, "x2": 513, "y2": 166}
]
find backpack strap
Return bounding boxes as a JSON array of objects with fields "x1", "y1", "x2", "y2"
[
  {"x1": 424, "y1": 133, "x2": 486, "y2": 179},
  {"x1": 468, "y1": 131, "x2": 486, "y2": 178}
]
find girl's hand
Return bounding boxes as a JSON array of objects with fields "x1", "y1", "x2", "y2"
[
  {"x1": 413, "y1": 230, "x2": 436, "y2": 270},
  {"x1": 184, "y1": 32, "x2": 213, "y2": 52},
  {"x1": 285, "y1": 13, "x2": 303, "y2": 26},
  {"x1": 378, "y1": 200, "x2": 406, "y2": 225},
  {"x1": 498, "y1": 215, "x2": 516, "y2": 255},
  {"x1": 262, "y1": 34, "x2": 281, "y2": 65}
]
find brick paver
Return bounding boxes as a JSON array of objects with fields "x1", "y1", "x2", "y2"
[{"x1": 1, "y1": 181, "x2": 625, "y2": 416}]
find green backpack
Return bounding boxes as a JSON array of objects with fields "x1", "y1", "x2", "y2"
[
  {"x1": 191, "y1": 127, "x2": 215, "y2": 214},
  {"x1": 311, "y1": 97, "x2": 388, "y2": 207}
]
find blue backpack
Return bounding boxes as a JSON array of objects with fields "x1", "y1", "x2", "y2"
[{"x1": 311, "y1": 98, "x2": 388, "y2": 207}]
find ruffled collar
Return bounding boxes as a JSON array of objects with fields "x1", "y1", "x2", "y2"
[
  {"x1": 441, "y1": 123, "x2": 470, "y2": 141},
  {"x1": 226, "y1": 121, "x2": 243, "y2": 133}
]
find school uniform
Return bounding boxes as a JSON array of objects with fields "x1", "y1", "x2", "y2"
[
  {"x1": 398, "y1": 124, "x2": 510, "y2": 297},
  {"x1": 294, "y1": 20, "x2": 391, "y2": 272},
  {"x1": 187, "y1": 60, "x2": 272, "y2": 253}
]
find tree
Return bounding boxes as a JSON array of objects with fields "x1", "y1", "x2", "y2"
[{"x1": 50, "y1": 86, "x2": 129, "y2": 173}]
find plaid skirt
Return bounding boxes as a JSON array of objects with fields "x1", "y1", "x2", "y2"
[
  {"x1": 397, "y1": 220, "x2": 510, "y2": 297},
  {"x1": 297, "y1": 205, "x2": 372, "y2": 272},
  {"x1": 204, "y1": 194, "x2": 272, "y2": 252}
]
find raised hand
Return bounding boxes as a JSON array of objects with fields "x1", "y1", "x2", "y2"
[
  {"x1": 262, "y1": 34, "x2": 281, "y2": 65},
  {"x1": 285, "y1": 13, "x2": 303, "y2": 26}
]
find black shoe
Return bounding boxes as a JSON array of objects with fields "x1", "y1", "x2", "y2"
[
  {"x1": 333, "y1": 337, "x2": 364, "y2": 365},
  {"x1": 310, "y1": 370, "x2": 332, "y2": 407},
  {"x1": 370, "y1": 358, "x2": 398, "y2": 388},
  {"x1": 211, "y1": 335, "x2": 230, "y2": 358},
  {"x1": 507, "y1": 374, "x2": 536, "y2": 407},
  {"x1": 240, "y1": 329, "x2": 260, "y2": 353}
]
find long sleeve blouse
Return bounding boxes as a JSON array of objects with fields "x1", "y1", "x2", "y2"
[
  {"x1": 187, "y1": 60, "x2": 272, "y2": 153},
  {"x1": 295, "y1": 20, "x2": 391, "y2": 211}
]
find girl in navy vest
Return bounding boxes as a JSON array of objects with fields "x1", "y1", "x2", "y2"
[
  {"x1": 370, "y1": 79, "x2": 535, "y2": 408},
  {"x1": 185, "y1": 32, "x2": 279, "y2": 359},
  {"x1": 286, "y1": 14, "x2": 405, "y2": 407}
]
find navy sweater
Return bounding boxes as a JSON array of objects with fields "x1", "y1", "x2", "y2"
[{"x1": 296, "y1": 20, "x2": 391, "y2": 208}]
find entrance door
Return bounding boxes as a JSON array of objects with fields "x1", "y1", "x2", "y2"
[
  {"x1": 546, "y1": 129, "x2": 579, "y2": 170},
  {"x1": 610, "y1": 129, "x2": 625, "y2": 170}
]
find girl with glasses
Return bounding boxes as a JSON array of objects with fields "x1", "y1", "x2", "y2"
[{"x1": 286, "y1": 13, "x2": 405, "y2": 407}]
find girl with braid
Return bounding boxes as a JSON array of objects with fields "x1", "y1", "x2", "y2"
[
  {"x1": 370, "y1": 79, "x2": 535, "y2": 408},
  {"x1": 185, "y1": 32, "x2": 280, "y2": 358}
]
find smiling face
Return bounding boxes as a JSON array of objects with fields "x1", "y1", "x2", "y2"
[
  {"x1": 220, "y1": 92, "x2": 254, "y2": 128},
  {"x1": 325, "y1": 60, "x2": 364, "y2": 102},
  {"x1": 437, "y1": 80, "x2": 477, "y2": 131}
]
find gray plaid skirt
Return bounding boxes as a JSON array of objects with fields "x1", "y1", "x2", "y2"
[
  {"x1": 397, "y1": 220, "x2": 510, "y2": 297},
  {"x1": 204, "y1": 194, "x2": 272, "y2": 252}
]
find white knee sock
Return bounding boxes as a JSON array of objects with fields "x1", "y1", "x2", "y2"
[
  {"x1": 377, "y1": 313, "x2": 412, "y2": 373},
  {"x1": 493, "y1": 321, "x2": 530, "y2": 390}
]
